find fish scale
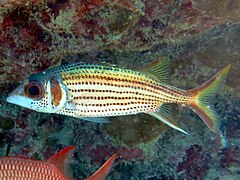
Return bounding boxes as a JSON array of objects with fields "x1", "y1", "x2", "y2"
[
  {"x1": 57, "y1": 65, "x2": 193, "y2": 118},
  {"x1": 7, "y1": 60, "x2": 231, "y2": 133},
  {"x1": 0, "y1": 158, "x2": 63, "y2": 179},
  {"x1": 0, "y1": 146, "x2": 116, "y2": 180}
]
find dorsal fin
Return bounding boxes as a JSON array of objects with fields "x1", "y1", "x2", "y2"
[
  {"x1": 47, "y1": 146, "x2": 75, "y2": 179},
  {"x1": 140, "y1": 57, "x2": 170, "y2": 82},
  {"x1": 86, "y1": 154, "x2": 116, "y2": 180}
]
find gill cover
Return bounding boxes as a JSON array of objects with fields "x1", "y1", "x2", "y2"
[{"x1": 7, "y1": 72, "x2": 68, "y2": 113}]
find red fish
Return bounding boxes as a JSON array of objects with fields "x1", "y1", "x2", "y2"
[{"x1": 0, "y1": 146, "x2": 116, "y2": 180}]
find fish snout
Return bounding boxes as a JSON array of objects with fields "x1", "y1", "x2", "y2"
[{"x1": 6, "y1": 85, "x2": 29, "y2": 107}]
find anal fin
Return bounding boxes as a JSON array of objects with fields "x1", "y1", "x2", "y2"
[{"x1": 148, "y1": 104, "x2": 188, "y2": 134}]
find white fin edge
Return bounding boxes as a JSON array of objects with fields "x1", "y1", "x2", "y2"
[{"x1": 148, "y1": 112, "x2": 189, "y2": 135}]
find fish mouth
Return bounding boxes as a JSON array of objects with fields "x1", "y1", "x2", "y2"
[
  {"x1": 6, "y1": 94, "x2": 20, "y2": 105},
  {"x1": 6, "y1": 94, "x2": 15, "y2": 104},
  {"x1": 6, "y1": 94, "x2": 32, "y2": 109},
  {"x1": 6, "y1": 84, "x2": 25, "y2": 105}
]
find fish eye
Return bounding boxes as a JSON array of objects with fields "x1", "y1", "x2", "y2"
[{"x1": 24, "y1": 81, "x2": 44, "y2": 100}]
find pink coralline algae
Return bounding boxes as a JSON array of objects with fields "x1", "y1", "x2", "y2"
[
  {"x1": 0, "y1": 5, "x2": 57, "y2": 85},
  {"x1": 85, "y1": 144, "x2": 143, "y2": 164},
  {"x1": 192, "y1": 0, "x2": 240, "y2": 22},
  {"x1": 219, "y1": 144, "x2": 240, "y2": 168},
  {"x1": 0, "y1": 0, "x2": 142, "y2": 86},
  {"x1": 0, "y1": 0, "x2": 239, "y2": 87},
  {"x1": 177, "y1": 144, "x2": 210, "y2": 179}
]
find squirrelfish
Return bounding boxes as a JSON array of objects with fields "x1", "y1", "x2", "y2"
[
  {"x1": 0, "y1": 146, "x2": 116, "y2": 180},
  {"x1": 6, "y1": 59, "x2": 231, "y2": 133}
]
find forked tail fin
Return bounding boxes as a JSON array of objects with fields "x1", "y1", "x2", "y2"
[{"x1": 186, "y1": 64, "x2": 231, "y2": 133}]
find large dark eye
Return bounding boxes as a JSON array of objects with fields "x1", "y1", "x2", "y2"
[{"x1": 24, "y1": 81, "x2": 44, "y2": 100}]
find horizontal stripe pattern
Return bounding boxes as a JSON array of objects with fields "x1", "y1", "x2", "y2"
[
  {"x1": 56, "y1": 65, "x2": 193, "y2": 117},
  {"x1": 0, "y1": 157, "x2": 65, "y2": 180}
]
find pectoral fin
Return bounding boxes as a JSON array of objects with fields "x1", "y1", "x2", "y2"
[{"x1": 148, "y1": 111, "x2": 188, "y2": 135}]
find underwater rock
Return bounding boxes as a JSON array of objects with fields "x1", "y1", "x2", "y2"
[
  {"x1": 0, "y1": 131, "x2": 14, "y2": 150},
  {"x1": 171, "y1": 24, "x2": 240, "y2": 92},
  {"x1": 219, "y1": 144, "x2": 240, "y2": 168},
  {"x1": 0, "y1": 5, "x2": 59, "y2": 86},
  {"x1": 15, "y1": 110, "x2": 31, "y2": 129},
  {"x1": 0, "y1": 0, "x2": 238, "y2": 89},
  {"x1": 85, "y1": 143, "x2": 143, "y2": 164},
  {"x1": 0, "y1": 0, "x2": 237, "y2": 85},
  {"x1": 192, "y1": 0, "x2": 240, "y2": 23},
  {"x1": 0, "y1": 116, "x2": 14, "y2": 130},
  {"x1": 41, "y1": 0, "x2": 143, "y2": 52},
  {"x1": 177, "y1": 144, "x2": 210, "y2": 179},
  {"x1": 103, "y1": 114, "x2": 169, "y2": 146}
]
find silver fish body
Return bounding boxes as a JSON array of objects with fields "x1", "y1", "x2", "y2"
[{"x1": 6, "y1": 61, "x2": 231, "y2": 133}]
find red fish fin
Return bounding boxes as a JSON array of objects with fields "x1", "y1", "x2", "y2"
[
  {"x1": 140, "y1": 57, "x2": 170, "y2": 82},
  {"x1": 47, "y1": 145, "x2": 75, "y2": 178},
  {"x1": 86, "y1": 154, "x2": 116, "y2": 180},
  {"x1": 9, "y1": 156, "x2": 32, "y2": 160},
  {"x1": 186, "y1": 64, "x2": 231, "y2": 133}
]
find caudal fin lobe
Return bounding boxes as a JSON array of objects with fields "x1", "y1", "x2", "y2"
[{"x1": 187, "y1": 64, "x2": 231, "y2": 133}]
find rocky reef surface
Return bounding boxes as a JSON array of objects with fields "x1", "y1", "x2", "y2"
[{"x1": 0, "y1": 0, "x2": 240, "y2": 179}]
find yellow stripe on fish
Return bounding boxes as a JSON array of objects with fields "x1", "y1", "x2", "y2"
[
  {"x1": 60, "y1": 73, "x2": 192, "y2": 117},
  {"x1": 6, "y1": 58, "x2": 231, "y2": 134}
]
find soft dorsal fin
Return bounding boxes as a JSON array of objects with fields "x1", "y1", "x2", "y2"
[
  {"x1": 47, "y1": 146, "x2": 75, "y2": 179},
  {"x1": 86, "y1": 154, "x2": 116, "y2": 180},
  {"x1": 140, "y1": 57, "x2": 170, "y2": 82}
]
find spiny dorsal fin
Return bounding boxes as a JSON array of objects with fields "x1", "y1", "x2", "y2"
[
  {"x1": 86, "y1": 154, "x2": 116, "y2": 180},
  {"x1": 47, "y1": 146, "x2": 75, "y2": 179},
  {"x1": 140, "y1": 57, "x2": 170, "y2": 82}
]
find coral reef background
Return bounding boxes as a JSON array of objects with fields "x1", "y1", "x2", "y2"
[{"x1": 0, "y1": 0, "x2": 240, "y2": 179}]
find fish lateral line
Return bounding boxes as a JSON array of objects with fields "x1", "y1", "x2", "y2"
[{"x1": 6, "y1": 59, "x2": 231, "y2": 133}]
